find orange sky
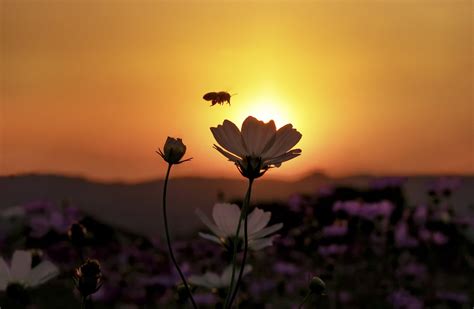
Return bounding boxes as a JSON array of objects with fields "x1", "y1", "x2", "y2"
[{"x1": 1, "y1": 0, "x2": 473, "y2": 182}]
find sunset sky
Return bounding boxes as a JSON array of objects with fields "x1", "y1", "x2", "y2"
[{"x1": 1, "y1": 0, "x2": 472, "y2": 182}]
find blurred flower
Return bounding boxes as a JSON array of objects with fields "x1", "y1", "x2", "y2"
[
  {"x1": 395, "y1": 222, "x2": 419, "y2": 248},
  {"x1": 0, "y1": 206, "x2": 26, "y2": 219},
  {"x1": 413, "y1": 205, "x2": 428, "y2": 224},
  {"x1": 196, "y1": 203, "x2": 283, "y2": 250},
  {"x1": 211, "y1": 116, "x2": 302, "y2": 179},
  {"x1": 73, "y1": 259, "x2": 103, "y2": 297},
  {"x1": 322, "y1": 222, "x2": 348, "y2": 237},
  {"x1": 0, "y1": 250, "x2": 59, "y2": 291},
  {"x1": 429, "y1": 177, "x2": 461, "y2": 196},
  {"x1": 273, "y1": 262, "x2": 300, "y2": 275},
  {"x1": 68, "y1": 223, "x2": 89, "y2": 247},
  {"x1": 157, "y1": 137, "x2": 192, "y2": 165},
  {"x1": 318, "y1": 244, "x2": 348, "y2": 256},
  {"x1": 396, "y1": 262, "x2": 427, "y2": 280},
  {"x1": 188, "y1": 265, "x2": 252, "y2": 289},
  {"x1": 436, "y1": 291, "x2": 469, "y2": 303},
  {"x1": 388, "y1": 290, "x2": 423, "y2": 309},
  {"x1": 333, "y1": 201, "x2": 361, "y2": 216}
]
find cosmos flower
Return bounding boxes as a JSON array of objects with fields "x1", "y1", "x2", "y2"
[
  {"x1": 196, "y1": 203, "x2": 283, "y2": 251},
  {"x1": 211, "y1": 116, "x2": 302, "y2": 179},
  {"x1": 188, "y1": 265, "x2": 252, "y2": 289},
  {"x1": 0, "y1": 250, "x2": 59, "y2": 291}
]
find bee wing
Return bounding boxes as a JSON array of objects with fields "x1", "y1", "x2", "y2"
[{"x1": 203, "y1": 92, "x2": 217, "y2": 101}]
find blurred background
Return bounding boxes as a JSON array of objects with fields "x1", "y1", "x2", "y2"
[{"x1": 1, "y1": 0, "x2": 473, "y2": 308}]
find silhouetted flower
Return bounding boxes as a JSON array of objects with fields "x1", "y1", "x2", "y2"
[
  {"x1": 322, "y1": 222, "x2": 348, "y2": 237},
  {"x1": 188, "y1": 265, "x2": 252, "y2": 289},
  {"x1": 309, "y1": 276, "x2": 326, "y2": 295},
  {"x1": 196, "y1": 203, "x2": 283, "y2": 250},
  {"x1": 211, "y1": 116, "x2": 302, "y2": 179},
  {"x1": 157, "y1": 137, "x2": 192, "y2": 164},
  {"x1": 68, "y1": 223, "x2": 89, "y2": 247},
  {"x1": 0, "y1": 250, "x2": 59, "y2": 291},
  {"x1": 73, "y1": 259, "x2": 103, "y2": 297}
]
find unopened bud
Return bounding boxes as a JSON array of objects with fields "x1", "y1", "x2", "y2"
[
  {"x1": 157, "y1": 137, "x2": 192, "y2": 165},
  {"x1": 73, "y1": 259, "x2": 102, "y2": 297},
  {"x1": 309, "y1": 276, "x2": 326, "y2": 295},
  {"x1": 68, "y1": 223, "x2": 88, "y2": 247}
]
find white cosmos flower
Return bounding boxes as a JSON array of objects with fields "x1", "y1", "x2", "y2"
[
  {"x1": 211, "y1": 116, "x2": 302, "y2": 178},
  {"x1": 0, "y1": 250, "x2": 59, "y2": 291},
  {"x1": 196, "y1": 203, "x2": 283, "y2": 251},
  {"x1": 189, "y1": 265, "x2": 252, "y2": 289}
]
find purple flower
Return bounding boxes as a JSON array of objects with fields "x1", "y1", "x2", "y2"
[
  {"x1": 322, "y1": 224, "x2": 348, "y2": 237},
  {"x1": 432, "y1": 232, "x2": 449, "y2": 245},
  {"x1": 413, "y1": 205, "x2": 428, "y2": 224},
  {"x1": 333, "y1": 201, "x2": 361, "y2": 216},
  {"x1": 318, "y1": 244, "x2": 348, "y2": 256},
  {"x1": 396, "y1": 262, "x2": 427, "y2": 280},
  {"x1": 395, "y1": 223, "x2": 419, "y2": 248},
  {"x1": 436, "y1": 291, "x2": 469, "y2": 303},
  {"x1": 194, "y1": 293, "x2": 218, "y2": 305},
  {"x1": 288, "y1": 194, "x2": 304, "y2": 212},
  {"x1": 388, "y1": 290, "x2": 423, "y2": 309},
  {"x1": 273, "y1": 262, "x2": 300, "y2": 275}
]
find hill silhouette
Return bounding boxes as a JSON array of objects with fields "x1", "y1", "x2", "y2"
[{"x1": 1, "y1": 173, "x2": 472, "y2": 237}]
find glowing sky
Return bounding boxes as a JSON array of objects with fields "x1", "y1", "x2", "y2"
[{"x1": 1, "y1": 0, "x2": 472, "y2": 181}]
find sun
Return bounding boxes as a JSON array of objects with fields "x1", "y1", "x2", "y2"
[{"x1": 235, "y1": 94, "x2": 294, "y2": 129}]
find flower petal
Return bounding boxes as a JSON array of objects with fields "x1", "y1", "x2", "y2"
[
  {"x1": 210, "y1": 120, "x2": 246, "y2": 157},
  {"x1": 189, "y1": 272, "x2": 221, "y2": 289},
  {"x1": 198, "y1": 232, "x2": 223, "y2": 245},
  {"x1": 11, "y1": 250, "x2": 32, "y2": 282},
  {"x1": 241, "y1": 116, "x2": 276, "y2": 157},
  {"x1": 249, "y1": 237, "x2": 275, "y2": 250},
  {"x1": 26, "y1": 261, "x2": 59, "y2": 287},
  {"x1": 212, "y1": 203, "x2": 240, "y2": 237},
  {"x1": 0, "y1": 257, "x2": 11, "y2": 291},
  {"x1": 247, "y1": 208, "x2": 271, "y2": 235},
  {"x1": 264, "y1": 149, "x2": 302, "y2": 167},
  {"x1": 251, "y1": 223, "x2": 283, "y2": 239},
  {"x1": 213, "y1": 145, "x2": 242, "y2": 164},
  {"x1": 262, "y1": 124, "x2": 302, "y2": 159},
  {"x1": 221, "y1": 264, "x2": 252, "y2": 284},
  {"x1": 196, "y1": 209, "x2": 225, "y2": 237}
]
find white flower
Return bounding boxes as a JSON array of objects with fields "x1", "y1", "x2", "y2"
[
  {"x1": 0, "y1": 250, "x2": 59, "y2": 291},
  {"x1": 196, "y1": 203, "x2": 283, "y2": 251},
  {"x1": 0, "y1": 206, "x2": 26, "y2": 219},
  {"x1": 188, "y1": 265, "x2": 252, "y2": 289},
  {"x1": 211, "y1": 116, "x2": 302, "y2": 178}
]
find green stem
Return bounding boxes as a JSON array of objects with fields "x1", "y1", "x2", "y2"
[
  {"x1": 298, "y1": 291, "x2": 313, "y2": 309},
  {"x1": 224, "y1": 178, "x2": 254, "y2": 308},
  {"x1": 81, "y1": 296, "x2": 87, "y2": 309},
  {"x1": 162, "y1": 163, "x2": 198, "y2": 309}
]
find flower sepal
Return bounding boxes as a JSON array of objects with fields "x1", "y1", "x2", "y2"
[{"x1": 157, "y1": 137, "x2": 192, "y2": 165}]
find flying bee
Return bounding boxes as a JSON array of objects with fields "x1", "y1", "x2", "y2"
[{"x1": 203, "y1": 91, "x2": 235, "y2": 106}]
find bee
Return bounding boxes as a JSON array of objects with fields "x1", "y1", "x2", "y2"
[{"x1": 203, "y1": 91, "x2": 234, "y2": 106}]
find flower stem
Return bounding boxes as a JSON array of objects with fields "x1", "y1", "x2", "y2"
[
  {"x1": 162, "y1": 163, "x2": 197, "y2": 309},
  {"x1": 224, "y1": 178, "x2": 254, "y2": 308},
  {"x1": 298, "y1": 291, "x2": 313, "y2": 309}
]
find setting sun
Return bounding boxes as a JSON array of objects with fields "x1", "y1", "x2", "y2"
[{"x1": 234, "y1": 93, "x2": 296, "y2": 129}]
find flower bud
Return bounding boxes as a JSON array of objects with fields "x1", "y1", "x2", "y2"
[
  {"x1": 157, "y1": 137, "x2": 192, "y2": 165},
  {"x1": 309, "y1": 276, "x2": 326, "y2": 295},
  {"x1": 68, "y1": 223, "x2": 88, "y2": 247},
  {"x1": 73, "y1": 259, "x2": 103, "y2": 297}
]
